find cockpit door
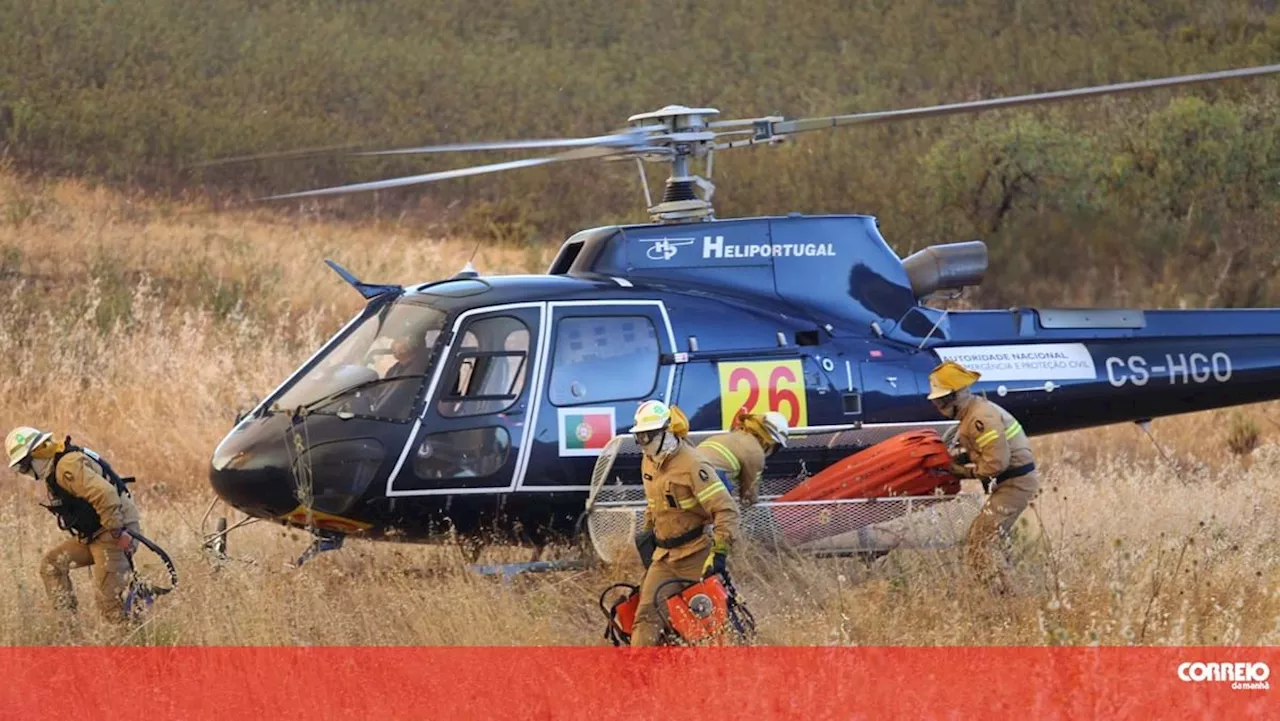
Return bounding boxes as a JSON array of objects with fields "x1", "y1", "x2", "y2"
[
  {"x1": 518, "y1": 300, "x2": 677, "y2": 491},
  {"x1": 386, "y1": 303, "x2": 546, "y2": 495}
]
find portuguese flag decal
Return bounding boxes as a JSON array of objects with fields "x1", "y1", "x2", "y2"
[{"x1": 558, "y1": 407, "x2": 616, "y2": 456}]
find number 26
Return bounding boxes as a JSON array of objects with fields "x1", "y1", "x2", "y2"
[{"x1": 729, "y1": 365, "x2": 801, "y2": 427}]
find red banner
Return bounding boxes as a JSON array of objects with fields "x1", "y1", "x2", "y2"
[{"x1": 0, "y1": 646, "x2": 1273, "y2": 719}]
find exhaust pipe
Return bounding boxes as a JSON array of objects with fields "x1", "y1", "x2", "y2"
[{"x1": 902, "y1": 241, "x2": 988, "y2": 299}]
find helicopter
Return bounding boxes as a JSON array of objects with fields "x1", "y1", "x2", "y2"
[{"x1": 203, "y1": 63, "x2": 1280, "y2": 569}]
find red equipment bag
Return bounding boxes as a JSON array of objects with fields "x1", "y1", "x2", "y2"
[
  {"x1": 659, "y1": 573, "x2": 756, "y2": 645},
  {"x1": 664, "y1": 575, "x2": 733, "y2": 643},
  {"x1": 780, "y1": 429, "x2": 959, "y2": 501},
  {"x1": 602, "y1": 574, "x2": 757, "y2": 647},
  {"x1": 771, "y1": 429, "x2": 962, "y2": 546}
]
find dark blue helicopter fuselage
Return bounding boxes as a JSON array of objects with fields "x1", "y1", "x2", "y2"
[{"x1": 208, "y1": 213, "x2": 1280, "y2": 545}]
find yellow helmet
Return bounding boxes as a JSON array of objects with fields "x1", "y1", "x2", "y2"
[
  {"x1": 629, "y1": 400, "x2": 672, "y2": 433},
  {"x1": 668, "y1": 405, "x2": 690, "y2": 438},
  {"x1": 6, "y1": 426, "x2": 52, "y2": 468},
  {"x1": 927, "y1": 361, "x2": 981, "y2": 400}
]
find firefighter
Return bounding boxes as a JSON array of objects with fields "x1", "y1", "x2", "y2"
[
  {"x1": 698, "y1": 410, "x2": 790, "y2": 508},
  {"x1": 6, "y1": 426, "x2": 143, "y2": 624},
  {"x1": 926, "y1": 361, "x2": 1040, "y2": 594},
  {"x1": 629, "y1": 400, "x2": 741, "y2": 646}
]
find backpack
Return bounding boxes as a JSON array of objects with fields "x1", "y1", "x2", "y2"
[{"x1": 41, "y1": 436, "x2": 134, "y2": 541}]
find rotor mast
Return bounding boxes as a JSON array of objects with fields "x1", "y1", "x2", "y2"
[{"x1": 625, "y1": 106, "x2": 722, "y2": 223}]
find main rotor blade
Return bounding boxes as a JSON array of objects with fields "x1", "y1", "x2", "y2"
[
  {"x1": 186, "y1": 142, "x2": 369, "y2": 168},
  {"x1": 259, "y1": 144, "x2": 626, "y2": 201},
  {"x1": 353, "y1": 131, "x2": 643, "y2": 156},
  {"x1": 771, "y1": 63, "x2": 1280, "y2": 135}
]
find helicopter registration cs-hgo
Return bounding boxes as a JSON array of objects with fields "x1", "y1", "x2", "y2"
[{"x1": 204, "y1": 64, "x2": 1280, "y2": 566}]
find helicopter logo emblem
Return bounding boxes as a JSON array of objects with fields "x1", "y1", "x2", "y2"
[{"x1": 643, "y1": 236, "x2": 695, "y2": 261}]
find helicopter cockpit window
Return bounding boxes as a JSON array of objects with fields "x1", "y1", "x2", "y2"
[
  {"x1": 437, "y1": 315, "x2": 530, "y2": 418},
  {"x1": 270, "y1": 299, "x2": 447, "y2": 421},
  {"x1": 549, "y1": 316, "x2": 659, "y2": 406}
]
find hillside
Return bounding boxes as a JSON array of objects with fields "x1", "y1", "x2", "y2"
[{"x1": 2, "y1": 0, "x2": 1279, "y2": 307}]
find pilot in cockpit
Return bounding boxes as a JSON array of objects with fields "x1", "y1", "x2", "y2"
[
  {"x1": 385, "y1": 333, "x2": 430, "y2": 379},
  {"x1": 370, "y1": 331, "x2": 433, "y2": 416}
]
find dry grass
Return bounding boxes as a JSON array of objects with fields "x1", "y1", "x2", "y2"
[
  {"x1": 0, "y1": 170, "x2": 558, "y2": 486},
  {"x1": 1, "y1": 171, "x2": 1279, "y2": 646}
]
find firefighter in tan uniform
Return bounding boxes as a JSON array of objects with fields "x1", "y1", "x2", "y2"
[
  {"x1": 698, "y1": 410, "x2": 790, "y2": 508},
  {"x1": 927, "y1": 362, "x2": 1040, "y2": 594},
  {"x1": 6, "y1": 426, "x2": 143, "y2": 623},
  {"x1": 629, "y1": 400, "x2": 741, "y2": 646}
]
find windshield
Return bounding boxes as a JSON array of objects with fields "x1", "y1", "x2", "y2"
[{"x1": 270, "y1": 298, "x2": 449, "y2": 421}]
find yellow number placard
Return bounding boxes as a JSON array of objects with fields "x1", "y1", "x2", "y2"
[{"x1": 717, "y1": 359, "x2": 808, "y2": 430}]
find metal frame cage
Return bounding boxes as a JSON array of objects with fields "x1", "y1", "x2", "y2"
[{"x1": 584, "y1": 426, "x2": 985, "y2": 564}]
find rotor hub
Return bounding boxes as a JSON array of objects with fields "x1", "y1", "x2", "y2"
[
  {"x1": 627, "y1": 106, "x2": 722, "y2": 223},
  {"x1": 627, "y1": 105, "x2": 719, "y2": 133}
]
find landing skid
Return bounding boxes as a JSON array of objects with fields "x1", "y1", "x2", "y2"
[
  {"x1": 198, "y1": 496, "x2": 601, "y2": 578},
  {"x1": 469, "y1": 559, "x2": 592, "y2": 584},
  {"x1": 199, "y1": 497, "x2": 261, "y2": 567},
  {"x1": 466, "y1": 533, "x2": 599, "y2": 583},
  {"x1": 289, "y1": 531, "x2": 346, "y2": 568}
]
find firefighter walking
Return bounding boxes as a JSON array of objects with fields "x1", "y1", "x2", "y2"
[
  {"x1": 926, "y1": 361, "x2": 1041, "y2": 594},
  {"x1": 6, "y1": 426, "x2": 143, "y2": 624},
  {"x1": 629, "y1": 400, "x2": 741, "y2": 646},
  {"x1": 698, "y1": 410, "x2": 790, "y2": 508}
]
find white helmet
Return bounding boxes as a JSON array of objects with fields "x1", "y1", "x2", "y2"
[
  {"x1": 629, "y1": 400, "x2": 672, "y2": 433},
  {"x1": 6, "y1": 426, "x2": 52, "y2": 469},
  {"x1": 761, "y1": 412, "x2": 790, "y2": 448}
]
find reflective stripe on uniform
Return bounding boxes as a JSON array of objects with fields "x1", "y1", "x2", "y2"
[
  {"x1": 1004, "y1": 421, "x2": 1023, "y2": 439},
  {"x1": 702, "y1": 442, "x2": 740, "y2": 477},
  {"x1": 696, "y1": 481, "x2": 729, "y2": 504},
  {"x1": 678, "y1": 496, "x2": 698, "y2": 510},
  {"x1": 975, "y1": 429, "x2": 999, "y2": 448}
]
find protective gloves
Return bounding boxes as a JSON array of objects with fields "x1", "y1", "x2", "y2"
[
  {"x1": 702, "y1": 540, "x2": 729, "y2": 579},
  {"x1": 948, "y1": 461, "x2": 975, "y2": 479}
]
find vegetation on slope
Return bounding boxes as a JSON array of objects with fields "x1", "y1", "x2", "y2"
[{"x1": 2, "y1": 0, "x2": 1279, "y2": 306}]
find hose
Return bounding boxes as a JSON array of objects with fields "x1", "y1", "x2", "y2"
[{"x1": 124, "y1": 530, "x2": 179, "y2": 617}]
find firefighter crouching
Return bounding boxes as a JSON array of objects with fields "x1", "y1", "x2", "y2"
[
  {"x1": 6, "y1": 426, "x2": 143, "y2": 623},
  {"x1": 630, "y1": 400, "x2": 741, "y2": 646},
  {"x1": 927, "y1": 362, "x2": 1041, "y2": 594},
  {"x1": 698, "y1": 410, "x2": 790, "y2": 508}
]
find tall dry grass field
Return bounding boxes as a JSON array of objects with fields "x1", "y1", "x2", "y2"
[{"x1": 1, "y1": 171, "x2": 1278, "y2": 647}]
